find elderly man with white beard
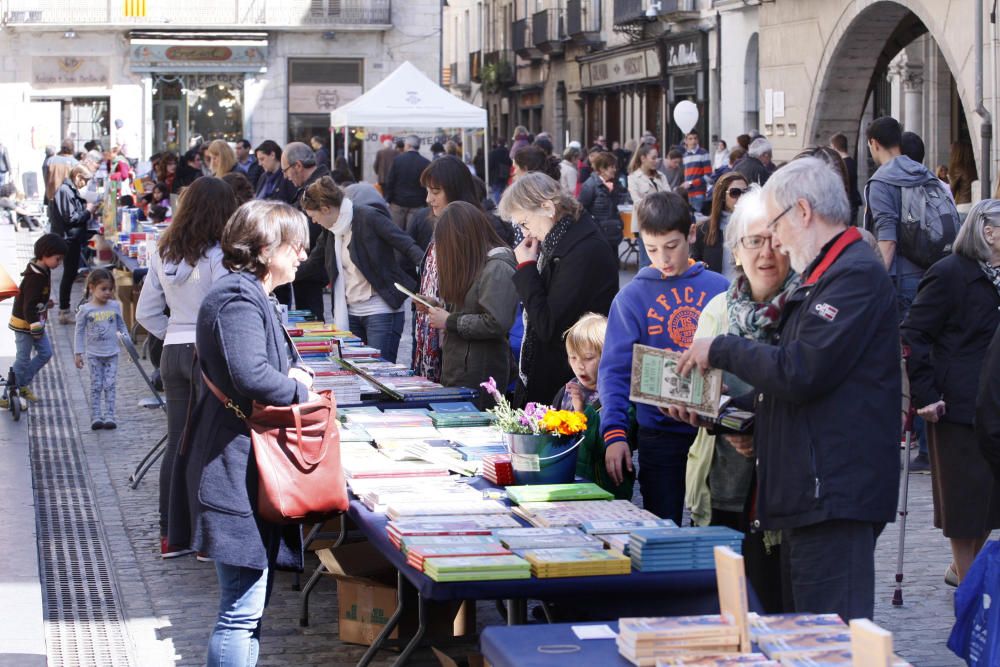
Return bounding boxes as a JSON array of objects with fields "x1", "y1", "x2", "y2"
[{"x1": 673, "y1": 157, "x2": 901, "y2": 622}]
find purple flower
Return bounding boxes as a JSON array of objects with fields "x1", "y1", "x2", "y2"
[{"x1": 480, "y1": 377, "x2": 500, "y2": 399}]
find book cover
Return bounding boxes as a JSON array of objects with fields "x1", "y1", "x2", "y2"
[
  {"x1": 619, "y1": 616, "x2": 738, "y2": 641},
  {"x1": 758, "y1": 632, "x2": 852, "y2": 658},
  {"x1": 582, "y1": 519, "x2": 679, "y2": 534},
  {"x1": 505, "y1": 483, "x2": 615, "y2": 504},
  {"x1": 748, "y1": 614, "x2": 846, "y2": 641},
  {"x1": 629, "y1": 344, "x2": 724, "y2": 417}
]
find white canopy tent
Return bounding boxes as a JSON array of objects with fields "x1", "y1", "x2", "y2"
[{"x1": 330, "y1": 61, "x2": 491, "y2": 181}]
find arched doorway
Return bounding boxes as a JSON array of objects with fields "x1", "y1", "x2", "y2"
[
  {"x1": 744, "y1": 33, "x2": 759, "y2": 132},
  {"x1": 805, "y1": 1, "x2": 977, "y2": 186}
]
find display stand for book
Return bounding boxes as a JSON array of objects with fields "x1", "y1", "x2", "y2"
[
  {"x1": 849, "y1": 619, "x2": 894, "y2": 666},
  {"x1": 714, "y1": 545, "x2": 751, "y2": 653}
]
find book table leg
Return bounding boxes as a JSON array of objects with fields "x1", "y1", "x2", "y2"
[
  {"x1": 505, "y1": 599, "x2": 526, "y2": 625},
  {"x1": 299, "y1": 516, "x2": 348, "y2": 626},
  {"x1": 357, "y1": 570, "x2": 408, "y2": 667}
]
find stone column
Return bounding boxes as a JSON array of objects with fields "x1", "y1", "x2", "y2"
[{"x1": 903, "y1": 66, "x2": 924, "y2": 134}]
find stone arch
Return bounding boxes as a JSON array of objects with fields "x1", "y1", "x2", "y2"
[{"x1": 805, "y1": 0, "x2": 976, "y2": 165}]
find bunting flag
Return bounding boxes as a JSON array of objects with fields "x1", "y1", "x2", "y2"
[{"x1": 123, "y1": 0, "x2": 147, "y2": 17}]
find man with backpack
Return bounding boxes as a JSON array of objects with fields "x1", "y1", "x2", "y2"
[{"x1": 865, "y1": 116, "x2": 961, "y2": 473}]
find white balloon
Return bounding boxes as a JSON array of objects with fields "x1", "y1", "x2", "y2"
[{"x1": 673, "y1": 100, "x2": 699, "y2": 134}]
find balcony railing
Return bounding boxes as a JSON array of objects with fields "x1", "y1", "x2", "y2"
[
  {"x1": 512, "y1": 18, "x2": 542, "y2": 60},
  {"x1": 470, "y1": 50, "x2": 482, "y2": 83},
  {"x1": 566, "y1": 0, "x2": 601, "y2": 42},
  {"x1": 2, "y1": 0, "x2": 392, "y2": 27},
  {"x1": 532, "y1": 8, "x2": 564, "y2": 54}
]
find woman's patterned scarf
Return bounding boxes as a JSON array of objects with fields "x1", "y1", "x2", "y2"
[
  {"x1": 981, "y1": 261, "x2": 1000, "y2": 299},
  {"x1": 726, "y1": 270, "x2": 800, "y2": 341}
]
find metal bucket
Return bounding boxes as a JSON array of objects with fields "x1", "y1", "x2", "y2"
[{"x1": 503, "y1": 432, "x2": 583, "y2": 485}]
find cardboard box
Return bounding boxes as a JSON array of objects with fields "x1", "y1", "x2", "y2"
[{"x1": 318, "y1": 542, "x2": 475, "y2": 647}]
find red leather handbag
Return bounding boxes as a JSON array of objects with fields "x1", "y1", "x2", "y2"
[{"x1": 203, "y1": 374, "x2": 348, "y2": 524}]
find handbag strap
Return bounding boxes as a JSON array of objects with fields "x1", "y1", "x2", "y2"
[{"x1": 202, "y1": 371, "x2": 249, "y2": 421}]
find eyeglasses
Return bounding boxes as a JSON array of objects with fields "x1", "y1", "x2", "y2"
[
  {"x1": 766, "y1": 204, "x2": 794, "y2": 232},
  {"x1": 727, "y1": 187, "x2": 746, "y2": 199},
  {"x1": 739, "y1": 235, "x2": 775, "y2": 250}
]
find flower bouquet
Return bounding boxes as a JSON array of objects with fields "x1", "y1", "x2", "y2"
[{"x1": 480, "y1": 378, "x2": 587, "y2": 485}]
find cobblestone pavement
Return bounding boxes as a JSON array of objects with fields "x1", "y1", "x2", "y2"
[{"x1": 22, "y1": 256, "x2": 969, "y2": 666}]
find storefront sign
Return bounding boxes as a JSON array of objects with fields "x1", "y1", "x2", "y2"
[
  {"x1": 581, "y1": 47, "x2": 660, "y2": 89},
  {"x1": 32, "y1": 57, "x2": 109, "y2": 87},
  {"x1": 130, "y1": 40, "x2": 267, "y2": 72},
  {"x1": 288, "y1": 84, "x2": 363, "y2": 114},
  {"x1": 663, "y1": 33, "x2": 705, "y2": 71}
]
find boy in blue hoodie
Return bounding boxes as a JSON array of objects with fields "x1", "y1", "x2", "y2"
[{"x1": 598, "y1": 191, "x2": 728, "y2": 523}]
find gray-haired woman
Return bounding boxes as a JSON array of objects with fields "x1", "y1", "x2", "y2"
[
  {"x1": 902, "y1": 198, "x2": 1000, "y2": 585},
  {"x1": 685, "y1": 183, "x2": 796, "y2": 612},
  {"x1": 498, "y1": 172, "x2": 619, "y2": 405},
  {"x1": 169, "y1": 200, "x2": 316, "y2": 666}
]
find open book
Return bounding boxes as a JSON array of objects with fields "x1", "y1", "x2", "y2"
[
  {"x1": 393, "y1": 282, "x2": 438, "y2": 310},
  {"x1": 629, "y1": 344, "x2": 725, "y2": 418}
]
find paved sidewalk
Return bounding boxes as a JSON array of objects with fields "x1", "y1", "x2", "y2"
[{"x1": 0, "y1": 224, "x2": 46, "y2": 666}]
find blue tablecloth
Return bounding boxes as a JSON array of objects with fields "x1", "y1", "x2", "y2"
[
  {"x1": 480, "y1": 621, "x2": 629, "y2": 667},
  {"x1": 111, "y1": 246, "x2": 148, "y2": 282},
  {"x1": 346, "y1": 479, "x2": 762, "y2": 616}
]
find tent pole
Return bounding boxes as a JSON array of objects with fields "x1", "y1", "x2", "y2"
[
  {"x1": 484, "y1": 124, "x2": 490, "y2": 198},
  {"x1": 460, "y1": 129, "x2": 466, "y2": 166}
]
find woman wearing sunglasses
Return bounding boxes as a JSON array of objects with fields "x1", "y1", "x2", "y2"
[{"x1": 691, "y1": 172, "x2": 748, "y2": 279}]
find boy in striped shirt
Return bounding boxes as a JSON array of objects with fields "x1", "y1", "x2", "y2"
[{"x1": 682, "y1": 131, "x2": 712, "y2": 214}]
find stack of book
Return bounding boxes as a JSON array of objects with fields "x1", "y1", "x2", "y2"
[
  {"x1": 653, "y1": 655, "x2": 777, "y2": 665},
  {"x1": 428, "y1": 402, "x2": 495, "y2": 428},
  {"x1": 493, "y1": 527, "x2": 605, "y2": 551},
  {"x1": 342, "y1": 457, "x2": 451, "y2": 480},
  {"x1": 746, "y1": 613, "x2": 864, "y2": 664},
  {"x1": 580, "y1": 519, "x2": 678, "y2": 555},
  {"x1": 405, "y1": 542, "x2": 512, "y2": 572},
  {"x1": 482, "y1": 453, "x2": 515, "y2": 485},
  {"x1": 422, "y1": 554, "x2": 532, "y2": 582},
  {"x1": 312, "y1": 370, "x2": 362, "y2": 404},
  {"x1": 513, "y1": 500, "x2": 660, "y2": 528},
  {"x1": 629, "y1": 527, "x2": 744, "y2": 572},
  {"x1": 616, "y1": 616, "x2": 743, "y2": 666},
  {"x1": 521, "y1": 546, "x2": 632, "y2": 578},
  {"x1": 505, "y1": 483, "x2": 614, "y2": 504},
  {"x1": 385, "y1": 498, "x2": 509, "y2": 521},
  {"x1": 350, "y1": 477, "x2": 484, "y2": 512},
  {"x1": 387, "y1": 515, "x2": 522, "y2": 547}
]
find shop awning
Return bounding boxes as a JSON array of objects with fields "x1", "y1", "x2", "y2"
[
  {"x1": 129, "y1": 34, "x2": 268, "y2": 73},
  {"x1": 330, "y1": 61, "x2": 487, "y2": 129}
]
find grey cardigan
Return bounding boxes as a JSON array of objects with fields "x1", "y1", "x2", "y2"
[{"x1": 441, "y1": 247, "x2": 518, "y2": 403}]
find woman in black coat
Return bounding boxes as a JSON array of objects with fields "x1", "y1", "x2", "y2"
[
  {"x1": 168, "y1": 200, "x2": 315, "y2": 666},
  {"x1": 52, "y1": 165, "x2": 98, "y2": 323},
  {"x1": 499, "y1": 172, "x2": 619, "y2": 405},
  {"x1": 902, "y1": 198, "x2": 1000, "y2": 585},
  {"x1": 577, "y1": 150, "x2": 627, "y2": 251}
]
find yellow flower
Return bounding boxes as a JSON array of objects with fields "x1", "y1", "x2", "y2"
[{"x1": 542, "y1": 409, "x2": 588, "y2": 435}]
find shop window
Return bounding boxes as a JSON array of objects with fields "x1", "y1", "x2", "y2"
[
  {"x1": 152, "y1": 74, "x2": 244, "y2": 153},
  {"x1": 288, "y1": 58, "x2": 364, "y2": 167}
]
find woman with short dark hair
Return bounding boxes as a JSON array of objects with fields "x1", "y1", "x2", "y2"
[
  {"x1": 170, "y1": 199, "x2": 314, "y2": 667},
  {"x1": 419, "y1": 201, "x2": 518, "y2": 405}
]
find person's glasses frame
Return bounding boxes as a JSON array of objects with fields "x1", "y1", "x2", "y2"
[{"x1": 767, "y1": 204, "x2": 794, "y2": 232}]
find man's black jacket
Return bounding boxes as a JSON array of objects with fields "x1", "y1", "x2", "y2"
[{"x1": 709, "y1": 228, "x2": 901, "y2": 530}]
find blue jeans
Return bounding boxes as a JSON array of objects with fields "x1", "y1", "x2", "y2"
[
  {"x1": 896, "y1": 272, "x2": 928, "y2": 456},
  {"x1": 208, "y1": 563, "x2": 272, "y2": 667},
  {"x1": 637, "y1": 427, "x2": 697, "y2": 524},
  {"x1": 349, "y1": 311, "x2": 405, "y2": 363},
  {"x1": 13, "y1": 330, "x2": 52, "y2": 388},
  {"x1": 688, "y1": 195, "x2": 706, "y2": 215}
]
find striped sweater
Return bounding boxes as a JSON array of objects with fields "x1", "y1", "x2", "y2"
[{"x1": 683, "y1": 147, "x2": 712, "y2": 198}]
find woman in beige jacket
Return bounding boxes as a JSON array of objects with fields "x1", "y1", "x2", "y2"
[{"x1": 626, "y1": 143, "x2": 670, "y2": 267}]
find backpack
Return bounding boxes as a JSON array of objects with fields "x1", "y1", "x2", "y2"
[{"x1": 897, "y1": 179, "x2": 960, "y2": 268}]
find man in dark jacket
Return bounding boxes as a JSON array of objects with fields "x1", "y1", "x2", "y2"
[
  {"x1": 235, "y1": 139, "x2": 264, "y2": 188},
  {"x1": 253, "y1": 140, "x2": 297, "y2": 204},
  {"x1": 676, "y1": 157, "x2": 900, "y2": 622},
  {"x1": 488, "y1": 141, "x2": 513, "y2": 203},
  {"x1": 277, "y1": 142, "x2": 331, "y2": 318},
  {"x1": 734, "y1": 138, "x2": 771, "y2": 186},
  {"x1": 384, "y1": 135, "x2": 430, "y2": 231},
  {"x1": 829, "y1": 132, "x2": 862, "y2": 224}
]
